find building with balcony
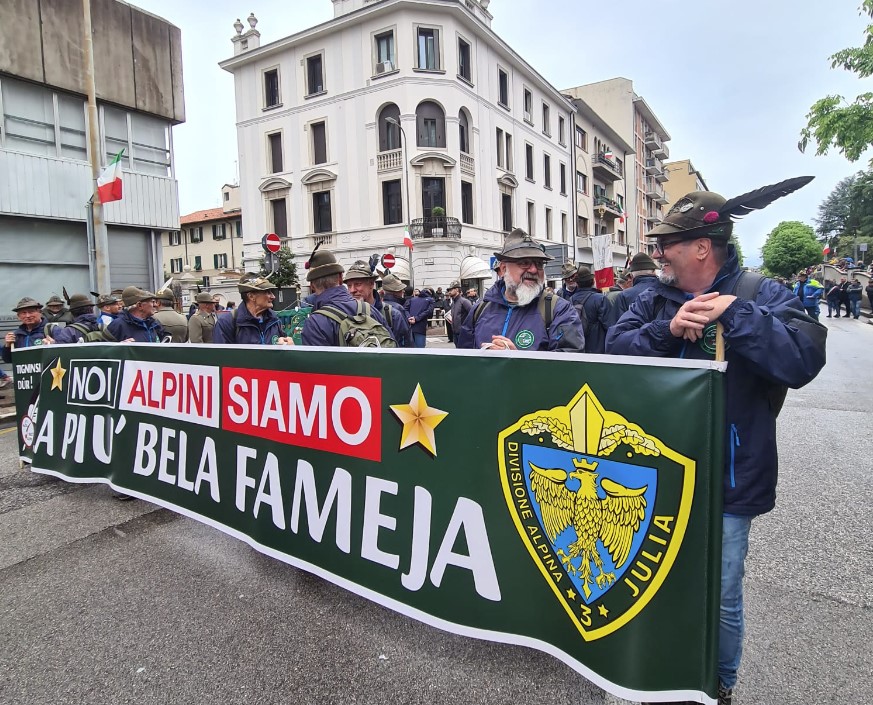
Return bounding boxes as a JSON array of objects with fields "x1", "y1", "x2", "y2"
[
  {"x1": 567, "y1": 78, "x2": 671, "y2": 258},
  {"x1": 563, "y1": 90, "x2": 633, "y2": 271},
  {"x1": 164, "y1": 184, "x2": 244, "y2": 288},
  {"x1": 663, "y1": 159, "x2": 708, "y2": 206},
  {"x1": 0, "y1": 0, "x2": 184, "y2": 310},
  {"x1": 220, "y1": 0, "x2": 575, "y2": 290}
]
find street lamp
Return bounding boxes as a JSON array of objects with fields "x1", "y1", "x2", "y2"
[{"x1": 385, "y1": 116, "x2": 413, "y2": 287}]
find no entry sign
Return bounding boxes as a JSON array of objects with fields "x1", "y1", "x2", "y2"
[
  {"x1": 381, "y1": 253, "x2": 396, "y2": 269},
  {"x1": 262, "y1": 233, "x2": 281, "y2": 254}
]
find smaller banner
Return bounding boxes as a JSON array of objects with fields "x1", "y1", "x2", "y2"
[{"x1": 591, "y1": 234, "x2": 615, "y2": 289}]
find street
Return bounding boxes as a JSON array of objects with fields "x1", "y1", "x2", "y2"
[{"x1": 0, "y1": 317, "x2": 870, "y2": 705}]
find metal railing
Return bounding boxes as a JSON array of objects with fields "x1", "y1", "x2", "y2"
[
  {"x1": 593, "y1": 152, "x2": 623, "y2": 177},
  {"x1": 409, "y1": 216, "x2": 463, "y2": 239}
]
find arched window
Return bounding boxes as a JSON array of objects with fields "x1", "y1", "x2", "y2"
[
  {"x1": 415, "y1": 101, "x2": 446, "y2": 148},
  {"x1": 458, "y1": 109, "x2": 471, "y2": 154},
  {"x1": 377, "y1": 103, "x2": 401, "y2": 152}
]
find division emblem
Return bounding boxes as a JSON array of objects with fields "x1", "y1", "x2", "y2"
[{"x1": 498, "y1": 385, "x2": 695, "y2": 640}]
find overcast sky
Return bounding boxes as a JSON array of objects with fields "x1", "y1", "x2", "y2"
[{"x1": 133, "y1": 0, "x2": 869, "y2": 265}]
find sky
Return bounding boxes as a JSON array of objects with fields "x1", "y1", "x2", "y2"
[{"x1": 133, "y1": 0, "x2": 870, "y2": 265}]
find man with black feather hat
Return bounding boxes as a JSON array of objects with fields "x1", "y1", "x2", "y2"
[{"x1": 607, "y1": 179, "x2": 827, "y2": 705}]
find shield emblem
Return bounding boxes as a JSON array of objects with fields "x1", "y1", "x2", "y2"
[{"x1": 498, "y1": 385, "x2": 695, "y2": 640}]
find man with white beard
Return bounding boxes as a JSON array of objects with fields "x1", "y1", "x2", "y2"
[{"x1": 456, "y1": 229, "x2": 585, "y2": 352}]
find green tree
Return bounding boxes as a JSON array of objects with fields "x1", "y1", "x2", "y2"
[
  {"x1": 258, "y1": 246, "x2": 299, "y2": 289},
  {"x1": 761, "y1": 221, "x2": 822, "y2": 278},
  {"x1": 799, "y1": 0, "x2": 873, "y2": 163},
  {"x1": 815, "y1": 170, "x2": 873, "y2": 260},
  {"x1": 729, "y1": 234, "x2": 745, "y2": 268}
]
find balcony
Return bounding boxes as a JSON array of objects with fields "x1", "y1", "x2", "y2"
[
  {"x1": 460, "y1": 152, "x2": 475, "y2": 176},
  {"x1": 654, "y1": 166, "x2": 669, "y2": 183},
  {"x1": 646, "y1": 211, "x2": 663, "y2": 226},
  {"x1": 376, "y1": 148, "x2": 403, "y2": 173},
  {"x1": 409, "y1": 216, "x2": 462, "y2": 240},
  {"x1": 310, "y1": 233, "x2": 334, "y2": 248},
  {"x1": 654, "y1": 141, "x2": 669, "y2": 159},
  {"x1": 644, "y1": 131, "x2": 662, "y2": 150},
  {"x1": 592, "y1": 152, "x2": 623, "y2": 182},
  {"x1": 645, "y1": 158, "x2": 662, "y2": 175},
  {"x1": 644, "y1": 179, "x2": 668, "y2": 204},
  {"x1": 593, "y1": 195, "x2": 623, "y2": 218}
]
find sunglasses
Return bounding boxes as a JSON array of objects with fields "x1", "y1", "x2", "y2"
[
  {"x1": 508, "y1": 258, "x2": 545, "y2": 270},
  {"x1": 653, "y1": 238, "x2": 687, "y2": 256}
]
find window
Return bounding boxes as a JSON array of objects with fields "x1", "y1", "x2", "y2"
[
  {"x1": 523, "y1": 88, "x2": 532, "y2": 122},
  {"x1": 415, "y1": 101, "x2": 445, "y2": 148},
  {"x1": 378, "y1": 104, "x2": 401, "y2": 152},
  {"x1": 578, "y1": 216, "x2": 589, "y2": 237},
  {"x1": 268, "y1": 132, "x2": 283, "y2": 173},
  {"x1": 264, "y1": 69, "x2": 280, "y2": 108},
  {"x1": 527, "y1": 201, "x2": 535, "y2": 235},
  {"x1": 311, "y1": 121, "x2": 327, "y2": 164},
  {"x1": 212, "y1": 223, "x2": 227, "y2": 240},
  {"x1": 558, "y1": 116, "x2": 566, "y2": 145},
  {"x1": 505, "y1": 133, "x2": 513, "y2": 172},
  {"x1": 170, "y1": 258, "x2": 183, "y2": 273},
  {"x1": 461, "y1": 180, "x2": 473, "y2": 225},
  {"x1": 383, "y1": 180, "x2": 403, "y2": 225},
  {"x1": 235, "y1": 221, "x2": 243, "y2": 238},
  {"x1": 542, "y1": 102, "x2": 550, "y2": 136},
  {"x1": 543, "y1": 154, "x2": 551, "y2": 189},
  {"x1": 375, "y1": 31, "x2": 395, "y2": 71},
  {"x1": 191, "y1": 226, "x2": 203, "y2": 243},
  {"x1": 214, "y1": 253, "x2": 228, "y2": 269},
  {"x1": 525, "y1": 143, "x2": 534, "y2": 181},
  {"x1": 561, "y1": 213, "x2": 568, "y2": 243},
  {"x1": 496, "y1": 128, "x2": 505, "y2": 168},
  {"x1": 575, "y1": 126, "x2": 587, "y2": 151},
  {"x1": 129, "y1": 112, "x2": 170, "y2": 176},
  {"x1": 306, "y1": 54, "x2": 324, "y2": 96},
  {"x1": 501, "y1": 193, "x2": 513, "y2": 232},
  {"x1": 421, "y1": 177, "x2": 445, "y2": 217},
  {"x1": 223, "y1": 191, "x2": 229, "y2": 202},
  {"x1": 58, "y1": 93, "x2": 87, "y2": 160},
  {"x1": 459, "y1": 110, "x2": 470, "y2": 154},
  {"x1": 458, "y1": 37, "x2": 471, "y2": 82},
  {"x1": 417, "y1": 28, "x2": 440, "y2": 70},
  {"x1": 617, "y1": 194, "x2": 625, "y2": 211},
  {"x1": 313, "y1": 191, "x2": 332, "y2": 233},
  {"x1": 498, "y1": 69, "x2": 509, "y2": 107},
  {"x1": 194, "y1": 255, "x2": 202, "y2": 271},
  {"x1": 1, "y1": 78, "x2": 56, "y2": 157},
  {"x1": 271, "y1": 198, "x2": 287, "y2": 237},
  {"x1": 167, "y1": 231, "x2": 180, "y2": 246},
  {"x1": 576, "y1": 171, "x2": 588, "y2": 194},
  {"x1": 559, "y1": 163, "x2": 567, "y2": 195},
  {"x1": 545, "y1": 207, "x2": 552, "y2": 240}
]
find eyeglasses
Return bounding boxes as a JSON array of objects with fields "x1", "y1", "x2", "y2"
[
  {"x1": 653, "y1": 238, "x2": 686, "y2": 256},
  {"x1": 509, "y1": 258, "x2": 545, "y2": 270}
]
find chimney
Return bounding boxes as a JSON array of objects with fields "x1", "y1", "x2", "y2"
[{"x1": 231, "y1": 13, "x2": 261, "y2": 55}]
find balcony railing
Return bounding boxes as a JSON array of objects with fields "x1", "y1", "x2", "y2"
[
  {"x1": 377, "y1": 148, "x2": 403, "y2": 173},
  {"x1": 594, "y1": 195, "x2": 623, "y2": 218},
  {"x1": 409, "y1": 216, "x2": 463, "y2": 240},
  {"x1": 460, "y1": 152, "x2": 475, "y2": 175},
  {"x1": 645, "y1": 158, "x2": 662, "y2": 175},
  {"x1": 592, "y1": 152, "x2": 623, "y2": 181},
  {"x1": 311, "y1": 233, "x2": 334, "y2": 248},
  {"x1": 644, "y1": 179, "x2": 668, "y2": 204},
  {"x1": 644, "y1": 131, "x2": 663, "y2": 150}
]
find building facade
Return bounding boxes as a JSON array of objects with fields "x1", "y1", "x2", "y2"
[
  {"x1": 569, "y1": 78, "x2": 671, "y2": 257},
  {"x1": 220, "y1": 0, "x2": 575, "y2": 290},
  {"x1": 0, "y1": 0, "x2": 184, "y2": 310},
  {"x1": 663, "y1": 159, "x2": 708, "y2": 205}
]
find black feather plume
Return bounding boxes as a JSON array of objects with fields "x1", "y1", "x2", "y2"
[
  {"x1": 90, "y1": 291, "x2": 100, "y2": 298},
  {"x1": 719, "y1": 176, "x2": 814, "y2": 222},
  {"x1": 62, "y1": 286, "x2": 70, "y2": 304}
]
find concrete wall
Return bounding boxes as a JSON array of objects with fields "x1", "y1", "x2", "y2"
[{"x1": 0, "y1": 0, "x2": 184, "y2": 123}]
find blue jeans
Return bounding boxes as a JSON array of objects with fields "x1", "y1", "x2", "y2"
[
  {"x1": 412, "y1": 332, "x2": 427, "y2": 348},
  {"x1": 826, "y1": 299, "x2": 840, "y2": 316},
  {"x1": 850, "y1": 299, "x2": 861, "y2": 318},
  {"x1": 719, "y1": 515, "x2": 752, "y2": 690}
]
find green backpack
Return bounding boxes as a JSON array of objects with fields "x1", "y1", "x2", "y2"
[{"x1": 314, "y1": 300, "x2": 398, "y2": 348}]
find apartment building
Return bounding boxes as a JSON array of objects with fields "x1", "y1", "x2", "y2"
[
  {"x1": 0, "y1": 0, "x2": 183, "y2": 309},
  {"x1": 219, "y1": 0, "x2": 575, "y2": 288},
  {"x1": 663, "y1": 159, "x2": 708, "y2": 206},
  {"x1": 164, "y1": 184, "x2": 244, "y2": 287},
  {"x1": 568, "y1": 78, "x2": 671, "y2": 258}
]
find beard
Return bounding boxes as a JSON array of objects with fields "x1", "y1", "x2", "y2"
[
  {"x1": 505, "y1": 270, "x2": 544, "y2": 306},
  {"x1": 658, "y1": 271, "x2": 676, "y2": 286}
]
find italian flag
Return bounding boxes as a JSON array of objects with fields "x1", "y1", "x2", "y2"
[
  {"x1": 97, "y1": 150, "x2": 124, "y2": 204},
  {"x1": 822, "y1": 245, "x2": 831, "y2": 256},
  {"x1": 603, "y1": 149, "x2": 614, "y2": 160},
  {"x1": 591, "y1": 233, "x2": 615, "y2": 290},
  {"x1": 403, "y1": 228, "x2": 414, "y2": 250}
]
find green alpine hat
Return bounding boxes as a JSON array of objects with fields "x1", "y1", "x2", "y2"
[
  {"x1": 121, "y1": 286, "x2": 157, "y2": 307},
  {"x1": 237, "y1": 274, "x2": 276, "y2": 293},
  {"x1": 305, "y1": 245, "x2": 344, "y2": 282},
  {"x1": 195, "y1": 292, "x2": 215, "y2": 304},
  {"x1": 344, "y1": 260, "x2": 378, "y2": 281},
  {"x1": 495, "y1": 228, "x2": 553, "y2": 261},
  {"x1": 380, "y1": 272, "x2": 406, "y2": 293},
  {"x1": 627, "y1": 252, "x2": 658, "y2": 273},
  {"x1": 12, "y1": 297, "x2": 42, "y2": 312},
  {"x1": 67, "y1": 293, "x2": 95, "y2": 312},
  {"x1": 646, "y1": 191, "x2": 733, "y2": 242},
  {"x1": 560, "y1": 261, "x2": 578, "y2": 280}
]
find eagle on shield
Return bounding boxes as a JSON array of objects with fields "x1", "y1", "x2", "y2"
[{"x1": 529, "y1": 457, "x2": 647, "y2": 599}]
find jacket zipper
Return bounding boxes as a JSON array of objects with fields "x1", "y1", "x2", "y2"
[{"x1": 729, "y1": 424, "x2": 740, "y2": 488}]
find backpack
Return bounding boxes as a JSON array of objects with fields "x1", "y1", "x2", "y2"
[
  {"x1": 473, "y1": 290, "x2": 555, "y2": 328},
  {"x1": 382, "y1": 303, "x2": 394, "y2": 329},
  {"x1": 314, "y1": 300, "x2": 398, "y2": 348},
  {"x1": 45, "y1": 321, "x2": 116, "y2": 343}
]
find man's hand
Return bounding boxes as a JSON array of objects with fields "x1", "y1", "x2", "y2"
[
  {"x1": 481, "y1": 335, "x2": 517, "y2": 351},
  {"x1": 408, "y1": 316, "x2": 416, "y2": 324},
  {"x1": 5, "y1": 332, "x2": 15, "y2": 346},
  {"x1": 669, "y1": 293, "x2": 737, "y2": 342},
  {"x1": 41, "y1": 336, "x2": 55, "y2": 346},
  {"x1": 276, "y1": 336, "x2": 295, "y2": 346}
]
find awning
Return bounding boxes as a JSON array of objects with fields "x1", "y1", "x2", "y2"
[{"x1": 460, "y1": 255, "x2": 493, "y2": 280}]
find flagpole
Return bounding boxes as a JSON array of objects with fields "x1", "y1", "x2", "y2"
[{"x1": 83, "y1": 0, "x2": 111, "y2": 295}]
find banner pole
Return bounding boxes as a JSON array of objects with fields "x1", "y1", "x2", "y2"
[{"x1": 715, "y1": 322, "x2": 725, "y2": 362}]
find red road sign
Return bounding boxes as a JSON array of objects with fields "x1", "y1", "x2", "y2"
[
  {"x1": 381, "y1": 253, "x2": 396, "y2": 269},
  {"x1": 262, "y1": 233, "x2": 281, "y2": 254}
]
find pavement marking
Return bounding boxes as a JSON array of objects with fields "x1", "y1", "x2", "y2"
[{"x1": 0, "y1": 427, "x2": 16, "y2": 435}]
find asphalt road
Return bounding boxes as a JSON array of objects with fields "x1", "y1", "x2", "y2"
[{"x1": 0, "y1": 318, "x2": 870, "y2": 705}]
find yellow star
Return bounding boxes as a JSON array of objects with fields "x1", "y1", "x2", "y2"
[
  {"x1": 389, "y1": 384, "x2": 448, "y2": 456},
  {"x1": 50, "y1": 358, "x2": 66, "y2": 391},
  {"x1": 566, "y1": 588, "x2": 577, "y2": 601},
  {"x1": 598, "y1": 604, "x2": 609, "y2": 618}
]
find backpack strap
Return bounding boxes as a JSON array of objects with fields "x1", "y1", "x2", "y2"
[
  {"x1": 382, "y1": 303, "x2": 393, "y2": 328},
  {"x1": 537, "y1": 291, "x2": 554, "y2": 329},
  {"x1": 472, "y1": 300, "x2": 490, "y2": 325},
  {"x1": 733, "y1": 271, "x2": 765, "y2": 300}
]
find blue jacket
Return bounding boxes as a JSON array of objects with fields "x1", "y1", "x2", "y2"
[
  {"x1": 377, "y1": 293, "x2": 412, "y2": 348},
  {"x1": 301, "y1": 285, "x2": 392, "y2": 347},
  {"x1": 793, "y1": 280, "x2": 822, "y2": 310},
  {"x1": 455, "y1": 281, "x2": 586, "y2": 352},
  {"x1": 605, "y1": 247, "x2": 826, "y2": 516},
  {"x1": 405, "y1": 293, "x2": 435, "y2": 334},
  {"x1": 569, "y1": 287, "x2": 610, "y2": 354},
  {"x1": 3, "y1": 319, "x2": 47, "y2": 362},
  {"x1": 214, "y1": 303, "x2": 283, "y2": 345},
  {"x1": 51, "y1": 313, "x2": 101, "y2": 344},
  {"x1": 603, "y1": 274, "x2": 660, "y2": 329},
  {"x1": 106, "y1": 309, "x2": 164, "y2": 343}
]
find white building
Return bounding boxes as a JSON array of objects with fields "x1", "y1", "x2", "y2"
[{"x1": 220, "y1": 0, "x2": 575, "y2": 290}]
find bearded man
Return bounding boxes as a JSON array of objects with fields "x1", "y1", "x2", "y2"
[{"x1": 455, "y1": 229, "x2": 585, "y2": 352}]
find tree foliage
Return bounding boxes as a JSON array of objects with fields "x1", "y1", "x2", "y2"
[
  {"x1": 729, "y1": 234, "x2": 744, "y2": 268},
  {"x1": 761, "y1": 221, "x2": 822, "y2": 278},
  {"x1": 799, "y1": 0, "x2": 873, "y2": 163},
  {"x1": 258, "y1": 246, "x2": 298, "y2": 289},
  {"x1": 815, "y1": 170, "x2": 873, "y2": 259}
]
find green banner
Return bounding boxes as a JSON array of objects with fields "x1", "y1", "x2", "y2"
[{"x1": 12, "y1": 345, "x2": 725, "y2": 703}]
